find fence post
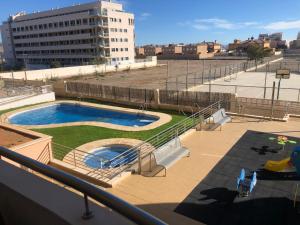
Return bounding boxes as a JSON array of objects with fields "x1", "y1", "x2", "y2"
[
  {"x1": 270, "y1": 81, "x2": 276, "y2": 120},
  {"x1": 138, "y1": 147, "x2": 142, "y2": 174},
  {"x1": 128, "y1": 88, "x2": 131, "y2": 102},
  {"x1": 263, "y1": 62, "x2": 269, "y2": 99},
  {"x1": 186, "y1": 60, "x2": 189, "y2": 91},
  {"x1": 73, "y1": 150, "x2": 77, "y2": 167}
]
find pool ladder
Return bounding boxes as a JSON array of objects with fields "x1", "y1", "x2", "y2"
[{"x1": 137, "y1": 103, "x2": 148, "y2": 116}]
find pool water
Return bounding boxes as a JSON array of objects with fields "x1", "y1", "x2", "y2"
[
  {"x1": 84, "y1": 145, "x2": 137, "y2": 169},
  {"x1": 9, "y1": 103, "x2": 158, "y2": 127}
]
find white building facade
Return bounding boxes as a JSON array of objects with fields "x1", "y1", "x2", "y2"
[{"x1": 1, "y1": 0, "x2": 135, "y2": 67}]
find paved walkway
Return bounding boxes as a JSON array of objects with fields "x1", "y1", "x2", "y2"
[
  {"x1": 107, "y1": 117, "x2": 300, "y2": 224},
  {"x1": 191, "y1": 72, "x2": 300, "y2": 101}
]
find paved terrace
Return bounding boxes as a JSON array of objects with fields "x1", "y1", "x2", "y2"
[{"x1": 108, "y1": 117, "x2": 300, "y2": 225}]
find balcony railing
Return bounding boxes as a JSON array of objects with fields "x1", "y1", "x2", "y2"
[
  {"x1": 0, "y1": 146, "x2": 166, "y2": 225},
  {"x1": 90, "y1": 21, "x2": 109, "y2": 27},
  {"x1": 89, "y1": 10, "x2": 108, "y2": 17}
]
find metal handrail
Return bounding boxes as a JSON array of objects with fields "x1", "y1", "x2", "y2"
[
  {"x1": 89, "y1": 101, "x2": 221, "y2": 179},
  {"x1": 0, "y1": 146, "x2": 166, "y2": 225}
]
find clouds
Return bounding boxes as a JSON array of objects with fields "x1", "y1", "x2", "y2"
[
  {"x1": 178, "y1": 18, "x2": 258, "y2": 30},
  {"x1": 139, "y1": 12, "x2": 151, "y2": 21},
  {"x1": 179, "y1": 17, "x2": 300, "y2": 33},
  {"x1": 263, "y1": 20, "x2": 300, "y2": 30}
]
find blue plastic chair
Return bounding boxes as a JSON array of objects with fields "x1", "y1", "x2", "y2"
[
  {"x1": 237, "y1": 168, "x2": 245, "y2": 190},
  {"x1": 249, "y1": 172, "x2": 257, "y2": 193}
]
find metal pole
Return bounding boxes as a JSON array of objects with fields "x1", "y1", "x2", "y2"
[
  {"x1": 186, "y1": 60, "x2": 189, "y2": 90},
  {"x1": 277, "y1": 77, "x2": 282, "y2": 100},
  {"x1": 82, "y1": 194, "x2": 94, "y2": 220},
  {"x1": 271, "y1": 81, "x2": 276, "y2": 120},
  {"x1": 263, "y1": 62, "x2": 269, "y2": 99},
  {"x1": 202, "y1": 59, "x2": 205, "y2": 83},
  {"x1": 138, "y1": 148, "x2": 142, "y2": 174},
  {"x1": 166, "y1": 61, "x2": 169, "y2": 90},
  {"x1": 73, "y1": 150, "x2": 77, "y2": 167}
]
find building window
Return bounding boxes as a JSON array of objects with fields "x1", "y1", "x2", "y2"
[
  {"x1": 124, "y1": 38, "x2": 128, "y2": 42},
  {"x1": 83, "y1": 19, "x2": 88, "y2": 25},
  {"x1": 110, "y1": 28, "x2": 114, "y2": 32},
  {"x1": 70, "y1": 20, "x2": 76, "y2": 26},
  {"x1": 124, "y1": 29, "x2": 127, "y2": 33},
  {"x1": 119, "y1": 19, "x2": 122, "y2": 23},
  {"x1": 119, "y1": 29, "x2": 123, "y2": 32},
  {"x1": 125, "y1": 48, "x2": 128, "y2": 51}
]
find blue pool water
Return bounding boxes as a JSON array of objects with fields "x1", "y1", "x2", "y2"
[
  {"x1": 9, "y1": 103, "x2": 158, "y2": 127},
  {"x1": 84, "y1": 145, "x2": 137, "y2": 169}
]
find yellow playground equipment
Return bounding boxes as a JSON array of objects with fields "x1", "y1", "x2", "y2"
[{"x1": 264, "y1": 157, "x2": 293, "y2": 172}]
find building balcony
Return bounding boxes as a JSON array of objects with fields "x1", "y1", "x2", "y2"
[
  {"x1": 89, "y1": 10, "x2": 108, "y2": 17},
  {"x1": 90, "y1": 22, "x2": 109, "y2": 27}
]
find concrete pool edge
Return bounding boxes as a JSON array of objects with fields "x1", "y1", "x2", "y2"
[{"x1": 1, "y1": 100, "x2": 172, "y2": 131}]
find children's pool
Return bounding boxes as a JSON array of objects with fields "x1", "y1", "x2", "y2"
[
  {"x1": 84, "y1": 145, "x2": 137, "y2": 169},
  {"x1": 9, "y1": 103, "x2": 158, "y2": 127}
]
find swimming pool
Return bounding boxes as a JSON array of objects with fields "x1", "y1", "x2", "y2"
[
  {"x1": 9, "y1": 103, "x2": 158, "y2": 127},
  {"x1": 84, "y1": 145, "x2": 137, "y2": 169}
]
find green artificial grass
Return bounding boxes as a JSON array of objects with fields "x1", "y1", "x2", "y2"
[{"x1": 33, "y1": 113, "x2": 186, "y2": 160}]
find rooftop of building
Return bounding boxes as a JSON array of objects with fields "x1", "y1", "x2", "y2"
[{"x1": 7, "y1": 0, "x2": 123, "y2": 22}]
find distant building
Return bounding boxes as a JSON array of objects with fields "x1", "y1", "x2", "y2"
[
  {"x1": 258, "y1": 32, "x2": 286, "y2": 49},
  {"x1": 162, "y1": 44, "x2": 183, "y2": 56},
  {"x1": 228, "y1": 37, "x2": 271, "y2": 54},
  {"x1": 206, "y1": 41, "x2": 221, "y2": 53},
  {"x1": 135, "y1": 41, "x2": 220, "y2": 59},
  {"x1": 1, "y1": 0, "x2": 135, "y2": 67},
  {"x1": 135, "y1": 45, "x2": 162, "y2": 57},
  {"x1": 290, "y1": 32, "x2": 300, "y2": 49}
]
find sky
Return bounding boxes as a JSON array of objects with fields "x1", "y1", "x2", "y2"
[{"x1": 1, "y1": 0, "x2": 300, "y2": 45}]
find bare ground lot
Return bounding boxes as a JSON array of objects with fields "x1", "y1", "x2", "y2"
[{"x1": 67, "y1": 59, "x2": 246, "y2": 90}]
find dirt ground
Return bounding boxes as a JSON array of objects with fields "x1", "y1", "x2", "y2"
[
  {"x1": 0, "y1": 127, "x2": 35, "y2": 148},
  {"x1": 67, "y1": 59, "x2": 246, "y2": 90}
]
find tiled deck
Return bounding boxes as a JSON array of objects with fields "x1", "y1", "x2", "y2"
[{"x1": 107, "y1": 117, "x2": 300, "y2": 225}]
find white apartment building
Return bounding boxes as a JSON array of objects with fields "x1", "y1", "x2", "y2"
[{"x1": 0, "y1": 0, "x2": 135, "y2": 67}]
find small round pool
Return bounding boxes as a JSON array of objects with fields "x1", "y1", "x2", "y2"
[{"x1": 84, "y1": 145, "x2": 137, "y2": 169}]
